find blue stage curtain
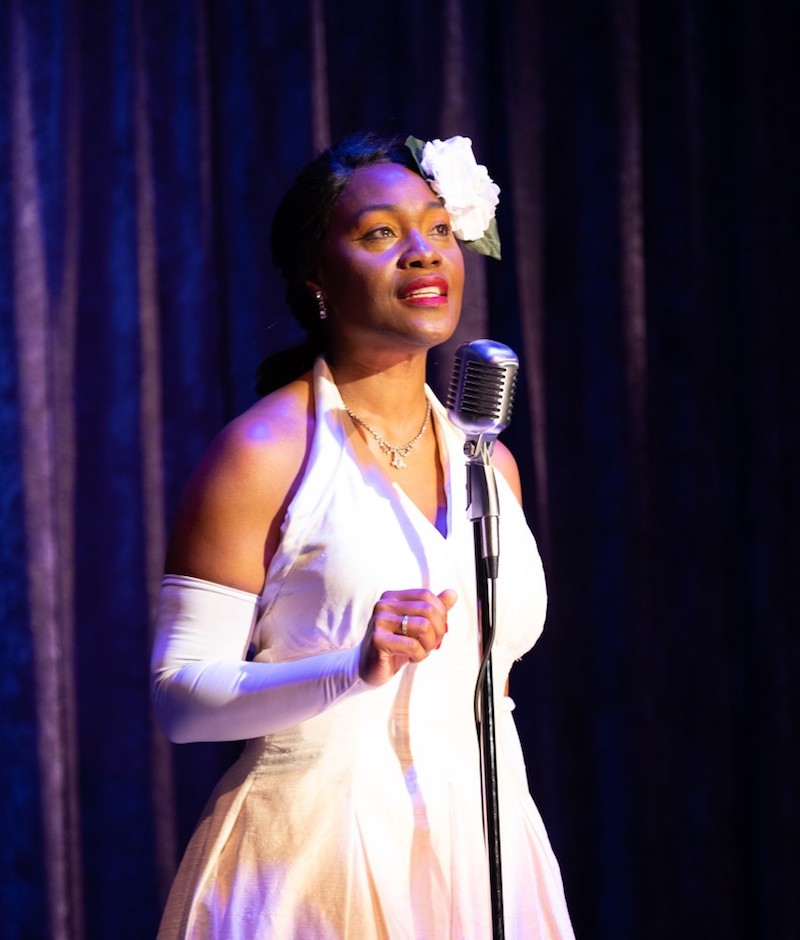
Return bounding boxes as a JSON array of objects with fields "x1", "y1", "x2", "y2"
[{"x1": 1, "y1": 0, "x2": 797, "y2": 937}]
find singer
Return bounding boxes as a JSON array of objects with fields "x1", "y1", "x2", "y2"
[{"x1": 151, "y1": 132, "x2": 574, "y2": 939}]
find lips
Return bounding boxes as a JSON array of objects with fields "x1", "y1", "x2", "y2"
[{"x1": 399, "y1": 276, "x2": 449, "y2": 303}]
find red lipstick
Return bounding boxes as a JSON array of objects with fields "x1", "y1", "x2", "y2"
[{"x1": 399, "y1": 276, "x2": 449, "y2": 305}]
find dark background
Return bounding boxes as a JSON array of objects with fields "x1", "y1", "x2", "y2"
[{"x1": 1, "y1": 1, "x2": 797, "y2": 937}]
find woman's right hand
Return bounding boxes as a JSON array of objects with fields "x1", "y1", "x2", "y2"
[{"x1": 358, "y1": 588, "x2": 458, "y2": 687}]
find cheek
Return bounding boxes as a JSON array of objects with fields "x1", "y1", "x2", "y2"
[
  {"x1": 324, "y1": 257, "x2": 389, "y2": 307},
  {"x1": 449, "y1": 254, "x2": 466, "y2": 299}
]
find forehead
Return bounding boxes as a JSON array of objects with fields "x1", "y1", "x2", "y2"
[{"x1": 334, "y1": 163, "x2": 442, "y2": 221}]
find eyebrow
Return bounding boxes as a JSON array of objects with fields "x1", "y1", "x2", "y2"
[{"x1": 352, "y1": 200, "x2": 444, "y2": 222}]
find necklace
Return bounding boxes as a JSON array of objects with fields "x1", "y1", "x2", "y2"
[{"x1": 342, "y1": 400, "x2": 432, "y2": 469}]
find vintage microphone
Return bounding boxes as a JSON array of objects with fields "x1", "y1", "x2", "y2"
[{"x1": 447, "y1": 339, "x2": 519, "y2": 940}]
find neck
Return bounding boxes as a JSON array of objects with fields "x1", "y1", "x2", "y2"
[{"x1": 327, "y1": 349, "x2": 429, "y2": 414}]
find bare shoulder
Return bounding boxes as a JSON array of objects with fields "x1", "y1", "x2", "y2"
[
  {"x1": 165, "y1": 374, "x2": 314, "y2": 592},
  {"x1": 491, "y1": 440, "x2": 523, "y2": 504}
]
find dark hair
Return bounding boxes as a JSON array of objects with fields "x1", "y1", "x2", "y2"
[{"x1": 256, "y1": 132, "x2": 420, "y2": 395}]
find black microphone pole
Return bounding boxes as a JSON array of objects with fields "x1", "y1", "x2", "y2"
[
  {"x1": 466, "y1": 439, "x2": 505, "y2": 940},
  {"x1": 447, "y1": 339, "x2": 518, "y2": 940}
]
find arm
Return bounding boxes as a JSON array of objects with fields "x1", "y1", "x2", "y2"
[
  {"x1": 491, "y1": 439, "x2": 523, "y2": 698},
  {"x1": 151, "y1": 574, "x2": 366, "y2": 742},
  {"x1": 152, "y1": 379, "x2": 360, "y2": 743},
  {"x1": 151, "y1": 379, "x2": 452, "y2": 742}
]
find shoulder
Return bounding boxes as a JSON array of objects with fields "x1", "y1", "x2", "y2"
[
  {"x1": 214, "y1": 376, "x2": 313, "y2": 472},
  {"x1": 185, "y1": 375, "x2": 313, "y2": 501},
  {"x1": 491, "y1": 440, "x2": 523, "y2": 504},
  {"x1": 164, "y1": 374, "x2": 315, "y2": 590}
]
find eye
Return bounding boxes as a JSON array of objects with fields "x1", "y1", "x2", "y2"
[
  {"x1": 432, "y1": 221, "x2": 452, "y2": 237},
  {"x1": 362, "y1": 225, "x2": 396, "y2": 241}
]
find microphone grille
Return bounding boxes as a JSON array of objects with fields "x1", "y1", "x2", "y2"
[{"x1": 446, "y1": 340, "x2": 518, "y2": 436}]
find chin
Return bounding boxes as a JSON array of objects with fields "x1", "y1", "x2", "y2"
[
  {"x1": 412, "y1": 310, "x2": 460, "y2": 341},
  {"x1": 425, "y1": 319, "x2": 460, "y2": 347}
]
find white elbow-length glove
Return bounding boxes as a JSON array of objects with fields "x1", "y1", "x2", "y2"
[{"x1": 151, "y1": 575, "x2": 366, "y2": 743}]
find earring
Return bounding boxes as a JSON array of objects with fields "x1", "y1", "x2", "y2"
[{"x1": 315, "y1": 290, "x2": 328, "y2": 320}]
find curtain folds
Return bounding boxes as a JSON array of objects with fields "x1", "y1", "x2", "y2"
[{"x1": 1, "y1": 1, "x2": 797, "y2": 937}]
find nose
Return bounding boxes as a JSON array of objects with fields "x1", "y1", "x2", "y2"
[{"x1": 399, "y1": 229, "x2": 441, "y2": 268}]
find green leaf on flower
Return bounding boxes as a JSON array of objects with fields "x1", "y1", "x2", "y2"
[
  {"x1": 463, "y1": 217, "x2": 502, "y2": 261},
  {"x1": 404, "y1": 135, "x2": 426, "y2": 172}
]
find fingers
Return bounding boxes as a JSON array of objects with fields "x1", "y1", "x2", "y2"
[
  {"x1": 374, "y1": 589, "x2": 455, "y2": 659},
  {"x1": 359, "y1": 588, "x2": 457, "y2": 686}
]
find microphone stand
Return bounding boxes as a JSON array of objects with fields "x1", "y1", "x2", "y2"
[{"x1": 466, "y1": 439, "x2": 505, "y2": 940}]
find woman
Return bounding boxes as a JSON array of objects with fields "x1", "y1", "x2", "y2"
[{"x1": 151, "y1": 132, "x2": 574, "y2": 938}]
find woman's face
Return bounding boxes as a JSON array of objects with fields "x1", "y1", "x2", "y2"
[{"x1": 311, "y1": 163, "x2": 465, "y2": 356}]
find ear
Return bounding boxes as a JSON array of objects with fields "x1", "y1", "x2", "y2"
[{"x1": 305, "y1": 275, "x2": 323, "y2": 296}]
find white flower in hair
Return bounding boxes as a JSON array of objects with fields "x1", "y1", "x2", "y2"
[
  {"x1": 420, "y1": 136, "x2": 500, "y2": 241},
  {"x1": 406, "y1": 135, "x2": 501, "y2": 259}
]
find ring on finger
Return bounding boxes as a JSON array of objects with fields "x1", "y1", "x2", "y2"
[{"x1": 400, "y1": 614, "x2": 409, "y2": 636}]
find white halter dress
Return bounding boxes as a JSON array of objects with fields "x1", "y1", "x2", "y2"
[{"x1": 157, "y1": 357, "x2": 574, "y2": 939}]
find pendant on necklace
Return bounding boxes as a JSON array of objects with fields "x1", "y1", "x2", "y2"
[{"x1": 341, "y1": 400, "x2": 431, "y2": 470}]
